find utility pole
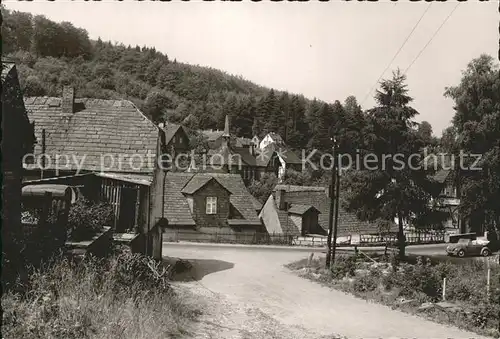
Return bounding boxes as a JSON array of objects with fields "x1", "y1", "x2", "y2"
[
  {"x1": 41, "y1": 128, "x2": 46, "y2": 179},
  {"x1": 325, "y1": 137, "x2": 337, "y2": 269},
  {"x1": 331, "y1": 158, "x2": 341, "y2": 265}
]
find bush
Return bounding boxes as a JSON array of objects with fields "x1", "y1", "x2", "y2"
[
  {"x1": 67, "y1": 198, "x2": 114, "y2": 241},
  {"x1": 330, "y1": 255, "x2": 357, "y2": 279},
  {"x1": 353, "y1": 274, "x2": 378, "y2": 293},
  {"x1": 1, "y1": 252, "x2": 197, "y2": 339}
]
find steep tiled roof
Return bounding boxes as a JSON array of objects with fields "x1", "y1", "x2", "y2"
[
  {"x1": 251, "y1": 196, "x2": 263, "y2": 212},
  {"x1": 164, "y1": 172, "x2": 260, "y2": 227},
  {"x1": 273, "y1": 184, "x2": 393, "y2": 236},
  {"x1": 208, "y1": 146, "x2": 263, "y2": 167},
  {"x1": 274, "y1": 185, "x2": 325, "y2": 192},
  {"x1": 423, "y1": 154, "x2": 454, "y2": 183},
  {"x1": 201, "y1": 130, "x2": 224, "y2": 141},
  {"x1": 276, "y1": 208, "x2": 300, "y2": 236},
  {"x1": 236, "y1": 137, "x2": 252, "y2": 147},
  {"x1": 209, "y1": 173, "x2": 261, "y2": 223},
  {"x1": 181, "y1": 176, "x2": 226, "y2": 195},
  {"x1": 263, "y1": 143, "x2": 302, "y2": 165},
  {"x1": 163, "y1": 123, "x2": 186, "y2": 146},
  {"x1": 288, "y1": 204, "x2": 318, "y2": 215},
  {"x1": 164, "y1": 173, "x2": 197, "y2": 226},
  {"x1": 433, "y1": 169, "x2": 450, "y2": 184},
  {"x1": 25, "y1": 97, "x2": 159, "y2": 174},
  {"x1": 1, "y1": 62, "x2": 15, "y2": 82}
]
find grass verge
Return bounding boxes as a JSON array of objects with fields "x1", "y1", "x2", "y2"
[
  {"x1": 287, "y1": 252, "x2": 500, "y2": 338},
  {"x1": 2, "y1": 252, "x2": 201, "y2": 339}
]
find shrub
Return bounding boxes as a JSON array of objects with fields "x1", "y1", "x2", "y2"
[
  {"x1": 381, "y1": 257, "x2": 442, "y2": 301},
  {"x1": 67, "y1": 198, "x2": 114, "y2": 241},
  {"x1": 1, "y1": 252, "x2": 197, "y2": 339},
  {"x1": 330, "y1": 255, "x2": 358, "y2": 279},
  {"x1": 353, "y1": 274, "x2": 378, "y2": 293}
]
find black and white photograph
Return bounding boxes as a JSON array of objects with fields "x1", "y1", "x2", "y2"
[{"x1": 1, "y1": 1, "x2": 499, "y2": 338}]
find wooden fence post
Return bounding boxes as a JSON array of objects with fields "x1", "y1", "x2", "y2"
[
  {"x1": 487, "y1": 268, "x2": 491, "y2": 298},
  {"x1": 442, "y1": 278, "x2": 447, "y2": 301},
  {"x1": 307, "y1": 252, "x2": 314, "y2": 267}
]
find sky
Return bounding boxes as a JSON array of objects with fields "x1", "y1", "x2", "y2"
[{"x1": 4, "y1": 1, "x2": 499, "y2": 136}]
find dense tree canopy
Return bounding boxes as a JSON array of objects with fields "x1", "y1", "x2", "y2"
[{"x1": 444, "y1": 55, "x2": 500, "y2": 236}]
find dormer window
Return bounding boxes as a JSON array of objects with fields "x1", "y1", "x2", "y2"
[{"x1": 206, "y1": 197, "x2": 217, "y2": 214}]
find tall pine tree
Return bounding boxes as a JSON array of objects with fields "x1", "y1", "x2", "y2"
[{"x1": 344, "y1": 70, "x2": 439, "y2": 259}]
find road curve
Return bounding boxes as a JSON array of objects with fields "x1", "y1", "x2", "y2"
[{"x1": 164, "y1": 242, "x2": 489, "y2": 339}]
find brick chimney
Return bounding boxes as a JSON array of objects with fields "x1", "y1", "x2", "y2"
[
  {"x1": 275, "y1": 188, "x2": 287, "y2": 210},
  {"x1": 62, "y1": 86, "x2": 75, "y2": 114}
]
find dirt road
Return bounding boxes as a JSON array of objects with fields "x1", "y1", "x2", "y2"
[{"x1": 165, "y1": 242, "x2": 488, "y2": 339}]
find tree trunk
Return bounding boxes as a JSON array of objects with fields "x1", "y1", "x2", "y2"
[{"x1": 397, "y1": 211, "x2": 406, "y2": 260}]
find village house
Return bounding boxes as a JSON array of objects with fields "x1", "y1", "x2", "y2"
[
  {"x1": 21, "y1": 86, "x2": 187, "y2": 259},
  {"x1": 259, "y1": 141, "x2": 303, "y2": 182},
  {"x1": 259, "y1": 184, "x2": 393, "y2": 238},
  {"x1": 2, "y1": 62, "x2": 36, "y2": 265},
  {"x1": 425, "y1": 154, "x2": 465, "y2": 234},
  {"x1": 200, "y1": 128, "x2": 257, "y2": 152},
  {"x1": 201, "y1": 116, "x2": 303, "y2": 184},
  {"x1": 257, "y1": 132, "x2": 303, "y2": 182},
  {"x1": 203, "y1": 116, "x2": 269, "y2": 184},
  {"x1": 161, "y1": 122, "x2": 190, "y2": 159},
  {"x1": 162, "y1": 172, "x2": 263, "y2": 242}
]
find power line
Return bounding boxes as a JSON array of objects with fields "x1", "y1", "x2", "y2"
[
  {"x1": 404, "y1": 3, "x2": 460, "y2": 74},
  {"x1": 361, "y1": 3, "x2": 432, "y2": 106}
]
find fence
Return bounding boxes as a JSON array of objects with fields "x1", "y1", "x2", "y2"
[
  {"x1": 359, "y1": 229, "x2": 446, "y2": 246},
  {"x1": 164, "y1": 228, "x2": 447, "y2": 247},
  {"x1": 164, "y1": 230, "x2": 295, "y2": 245}
]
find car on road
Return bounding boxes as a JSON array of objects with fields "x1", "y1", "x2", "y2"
[{"x1": 446, "y1": 238, "x2": 492, "y2": 258}]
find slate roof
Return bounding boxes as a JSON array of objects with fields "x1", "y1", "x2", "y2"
[
  {"x1": 251, "y1": 196, "x2": 263, "y2": 212},
  {"x1": 265, "y1": 132, "x2": 285, "y2": 145},
  {"x1": 272, "y1": 184, "x2": 393, "y2": 236},
  {"x1": 1, "y1": 62, "x2": 15, "y2": 82},
  {"x1": 164, "y1": 172, "x2": 261, "y2": 227},
  {"x1": 164, "y1": 173, "x2": 197, "y2": 226},
  {"x1": 276, "y1": 208, "x2": 300, "y2": 236},
  {"x1": 263, "y1": 143, "x2": 302, "y2": 165},
  {"x1": 274, "y1": 185, "x2": 326, "y2": 193},
  {"x1": 236, "y1": 137, "x2": 252, "y2": 147},
  {"x1": 24, "y1": 96, "x2": 159, "y2": 174},
  {"x1": 288, "y1": 204, "x2": 318, "y2": 215},
  {"x1": 208, "y1": 146, "x2": 265, "y2": 167},
  {"x1": 423, "y1": 154, "x2": 454, "y2": 183},
  {"x1": 181, "y1": 176, "x2": 228, "y2": 195},
  {"x1": 95, "y1": 172, "x2": 152, "y2": 186},
  {"x1": 163, "y1": 123, "x2": 186, "y2": 146},
  {"x1": 201, "y1": 130, "x2": 224, "y2": 141}
]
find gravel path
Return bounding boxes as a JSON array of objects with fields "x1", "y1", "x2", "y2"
[{"x1": 165, "y1": 243, "x2": 489, "y2": 339}]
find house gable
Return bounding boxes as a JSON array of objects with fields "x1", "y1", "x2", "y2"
[
  {"x1": 188, "y1": 179, "x2": 231, "y2": 228},
  {"x1": 164, "y1": 124, "x2": 190, "y2": 154}
]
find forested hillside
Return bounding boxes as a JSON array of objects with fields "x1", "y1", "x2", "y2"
[
  {"x1": 2, "y1": 6, "x2": 440, "y2": 155},
  {"x1": 1, "y1": 7, "x2": 340, "y2": 150}
]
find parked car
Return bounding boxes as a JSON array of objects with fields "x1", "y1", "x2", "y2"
[{"x1": 446, "y1": 238, "x2": 492, "y2": 257}]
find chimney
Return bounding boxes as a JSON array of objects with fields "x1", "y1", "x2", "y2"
[
  {"x1": 222, "y1": 115, "x2": 230, "y2": 150},
  {"x1": 275, "y1": 189, "x2": 287, "y2": 210},
  {"x1": 62, "y1": 86, "x2": 75, "y2": 113}
]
